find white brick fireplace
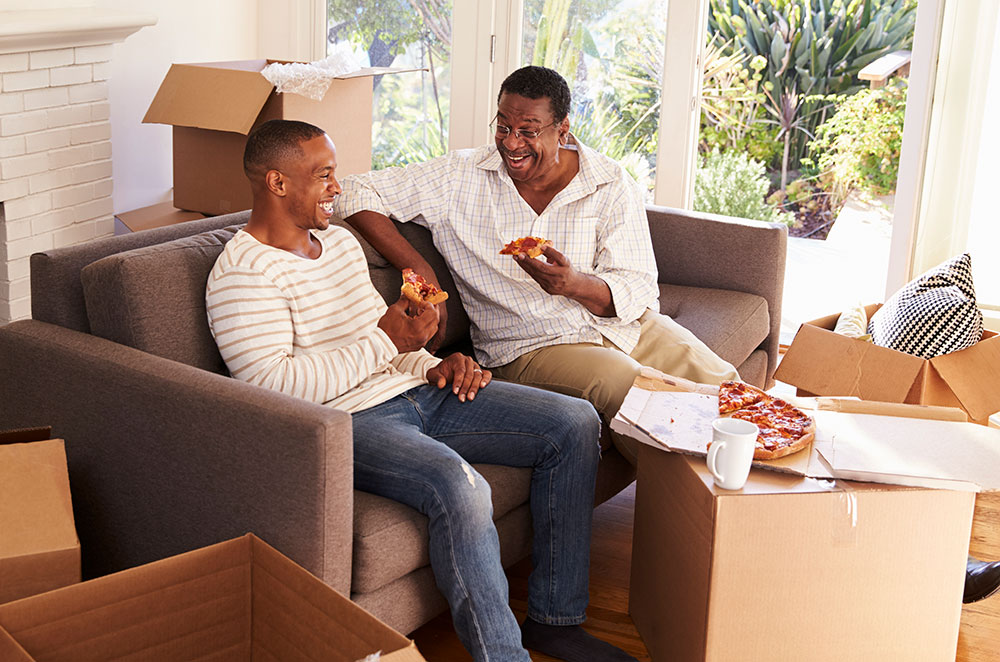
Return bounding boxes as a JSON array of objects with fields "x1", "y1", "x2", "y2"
[{"x1": 0, "y1": 8, "x2": 154, "y2": 324}]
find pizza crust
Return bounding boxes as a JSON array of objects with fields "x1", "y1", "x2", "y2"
[{"x1": 747, "y1": 423, "x2": 816, "y2": 460}]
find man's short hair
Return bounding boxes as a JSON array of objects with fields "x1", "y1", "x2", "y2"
[
  {"x1": 498, "y1": 66, "x2": 571, "y2": 122},
  {"x1": 243, "y1": 119, "x2": 326, "y2": 178}
]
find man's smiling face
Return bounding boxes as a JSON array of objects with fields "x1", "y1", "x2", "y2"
[
  {"x1": 284, "y1": 134, "x2": 342, "y2": 232},
  {"x1": 494, "y1": 92, "x2": 569, "y2": 185}
]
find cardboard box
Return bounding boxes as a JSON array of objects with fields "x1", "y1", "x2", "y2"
[
  {"x1": 630, "y1": 448, "x2": 975, "y2": 662},
  {"x1": 114, "y1": 200, "x2": 208, "y2": 235},
  {"x1": 143, "y1": 59, "x2": 416, "y2": 215},
  {"x1": 775, "y1": 304, "x2": 1000, "y2": 425},
  {"x1": 0, "y1": 534, "x2": 425, "y2": 661},
  {"x1": 0, "y1": 428, "x2": 80, "y2": 604}
]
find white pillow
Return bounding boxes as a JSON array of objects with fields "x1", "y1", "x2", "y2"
[{"x1": 833, "y1": 302, "x2": 870, "y2": 340}]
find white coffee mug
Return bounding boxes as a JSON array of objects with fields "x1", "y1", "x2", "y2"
[{"x1": 706, "y1": 418, "x2": 759, "y2": 490}]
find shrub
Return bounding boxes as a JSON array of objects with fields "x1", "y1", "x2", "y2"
[
  {"x1": 708, "y1": 0, "x2": 917, "y2": 188},
  {"x1": 693, "y1": 148, "x2": 795, "y2": 226},
  {"x1": 700, "y1": 38, "x2": 782, "y2": 165},
  {"x1": 807, "y1": 80, "x2": 907, "y2": 198}
]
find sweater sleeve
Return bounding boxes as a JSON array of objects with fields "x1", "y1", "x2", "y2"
[{"x1": 206, "y1": 263, "x2": 401, "y2": 404}]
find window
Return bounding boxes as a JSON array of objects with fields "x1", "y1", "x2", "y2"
[
  {"x1": 520, "y1": 0, "x2": 668, "y2": 197},
  {"x1": 326, "y1": 1, "x2": 454, "y2": 167}
]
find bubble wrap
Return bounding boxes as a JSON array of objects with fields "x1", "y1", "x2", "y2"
[{"x1": 261, "y1": 47, "x2": 363, "y2": 101}]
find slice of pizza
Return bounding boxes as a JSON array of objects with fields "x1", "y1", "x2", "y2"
[
  {"x1": 728, "y1": 397, "x2": 816, "y2": 460},
  {"x1": 717, "y1": 379, "x2": 769, "y2": 414},
  {"x1": 499, "y1": 236, "x2": 553, "y2": 258},
  {"x1": 400, "y1": 268, "x2": 449, "y2": 305}
]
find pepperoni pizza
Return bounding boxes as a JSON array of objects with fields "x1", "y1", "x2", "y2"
[{"x1": 716, "y1": 380, "x2": 815, "y2": 460}]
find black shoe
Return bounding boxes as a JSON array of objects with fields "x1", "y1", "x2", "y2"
[{"x1": 964, "y1": 558, "x2": 1000, "y2": 604}]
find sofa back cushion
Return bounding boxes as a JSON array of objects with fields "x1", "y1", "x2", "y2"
[
  {"x1": 31, "y1": 212, "x2": 251, "y2": 333},
  {"x1": 343, "y1": 218, "x2": 471, "y2": 351},
  {"x1": 80, "y1": 226, "x2": 241, "y2": 374}
]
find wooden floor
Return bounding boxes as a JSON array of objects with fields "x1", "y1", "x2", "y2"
[{"x1": 409, "y1": 482, "x2": 651, "y2": 661}]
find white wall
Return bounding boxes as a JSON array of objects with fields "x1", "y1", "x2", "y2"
[
  {"x1": 967, "y1": 6, "x2": 1000, "y2": 311},
  {"x1": 95, "y1": 0, "x2": 259, "y2": 213}
]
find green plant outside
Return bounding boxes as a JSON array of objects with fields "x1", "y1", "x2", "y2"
[
  {"x1": 806, "y1": 80, "x2": 907, "y2": 199},
  {"x1": 693, "y1": 148, "x2": 795, "y2": 226},
  {"x1": 700, "y1": 38, "x2": 781, "y2": 165},
  {"x1": 328, "y1": 0, "x2": 453, "y2": 167},
  {"x1": 708, "y1": 0, "x2": 917, "y2": 189}
]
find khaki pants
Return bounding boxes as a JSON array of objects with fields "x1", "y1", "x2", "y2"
[{"x1": 491, "y1": 309, "x2": 739, "y2": 465}]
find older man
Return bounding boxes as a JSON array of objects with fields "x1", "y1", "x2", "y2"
[
  {"x1": 205, "y1": 119, "x2": 638, "y2": 662},
  {"x1": 332, "y1": 65, "x2": 739, "y2": 465}
]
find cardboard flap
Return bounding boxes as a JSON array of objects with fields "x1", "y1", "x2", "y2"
[
  {"x1": 0, "y1": 627, "x2": 32, "y2": 662},
  {"x1": 930, "y1": 332, "x2": 1000, "y2": 420},
  {"x1": 815, "y1": 413, "x2": 1000, "y2": 491},
  {"x1": 814, "y1": 398, "x2": 969, "y2": 421},
  {"x1": 143, "y1": 63, "x2": 274, "y2": 134},
  {"x1": 0, "y1": 440, "x2": 78, "y2": 558},
  {"x1": 249, "y1": 536, "x2": 422, "y2": 660},
  {"x1": 775, "y1": 322, "x2": 925, "y2": 402}
]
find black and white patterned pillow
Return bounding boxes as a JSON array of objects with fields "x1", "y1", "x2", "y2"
[{"x1": 868, "y1": 253, "x2": 983, "y2": 359}]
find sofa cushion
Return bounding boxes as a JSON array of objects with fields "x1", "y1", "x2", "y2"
[
  {"x1": 351, "y1": 463, "x2": 531, "y2": 594},
  {"x1": 334, "y1": 217, "x2": 472, "y2": 351},
  {"x1": 80, "y1": 226, "x2": 241, "y2": 373},
  {"x1": 659, "y1": 283, "x2": 769, "y2": 369}
]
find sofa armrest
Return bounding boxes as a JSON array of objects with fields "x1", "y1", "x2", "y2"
[
  {"x1": 0, "y1": 320, "x2": 353, "y2": 595},
  {"x1": 645, "y1": 205, "x2": 787, "y2": 385}
]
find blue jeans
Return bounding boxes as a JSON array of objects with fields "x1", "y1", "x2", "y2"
[{"x1": 352, "y1": 380, "x2": 601, "y2": 662}]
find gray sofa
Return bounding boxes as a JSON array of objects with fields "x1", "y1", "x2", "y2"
[{"x1": 0, "y1": 205, "x2": 785, "y2": 634}]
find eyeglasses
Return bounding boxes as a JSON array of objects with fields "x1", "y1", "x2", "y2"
[{"x1": 492, "y1": 119, "x2": 557, "y2": 141}]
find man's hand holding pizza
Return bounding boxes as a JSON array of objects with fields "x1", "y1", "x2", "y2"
[
  {"x1": 510, "y1": 243, "x2": 617, "y2": 318},
  {"x1": 426, "y1": 352, "x2": 492, "y2": 402},
  {"x1": 378, "y1": 298, "x2": 440, "y2": 352}
]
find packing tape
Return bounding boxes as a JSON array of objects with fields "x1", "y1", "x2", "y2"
[{"x1": 830, "y1": 482, "x2": 860, "y2": 547}]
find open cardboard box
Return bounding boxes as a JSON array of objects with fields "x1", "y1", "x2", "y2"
[
  {"x1": 613, "y1": 370, "x2": 985, "y2": 660},
  {"x1": 774, "y1": 303, "x2": 1000, "y2": 425},
  {"x1": 615, "y1": 370, "x2": 1000, "y2": 660},
  {"x1": 143, "y1": 59, "x2": 418, "y2": 215},
  {"x1": 0, "y1": 427, "x2": 80, "y2": 605},
  {"x1": 0, "y1": 534, "x2": 425, "y2": 661}
]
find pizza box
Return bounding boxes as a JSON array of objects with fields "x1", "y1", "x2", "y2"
[
  {"x1": 612, "y1": 367, "x2": 1000, "y2": 492},
  {"x1": 774, "y1": 304, "x2": 1000, "y2": 426},
  {"x1": 142, "y1": 59, "x2": 420, "y2": 215},
  {"x1": 0, "y1": 533, "x2": 426, "y2": 661},
  {"x1": 0, "y1": 427, "x2": 80, "y2": 605}
]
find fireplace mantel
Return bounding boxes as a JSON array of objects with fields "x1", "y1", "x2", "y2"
[
  {"x1": 0, "y1": 7, "x2": 156, "y2": 323},
  {"x1": 0, "y1": 8, "x2": 155, "y2": 55}
]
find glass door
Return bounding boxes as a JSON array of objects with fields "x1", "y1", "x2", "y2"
[
  {"x1": 326, "y1": 1, "x2": 454, "y2": 168},
  {"x1": 520, "y1": 0, "x2": 669, "y2": 199}
]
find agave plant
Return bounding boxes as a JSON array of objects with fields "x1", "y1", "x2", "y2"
[{"x1": 708, "y1": 0, "x2": 917, "y2": 188}]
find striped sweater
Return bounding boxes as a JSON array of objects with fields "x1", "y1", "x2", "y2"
[{"x1": 205, "y1": 226, "x2": 441, "y2": 413}]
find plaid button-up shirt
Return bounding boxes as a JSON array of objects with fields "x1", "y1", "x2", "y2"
[{"x1": 332, "y1": 139, "x2": 660, "y2": 367}]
